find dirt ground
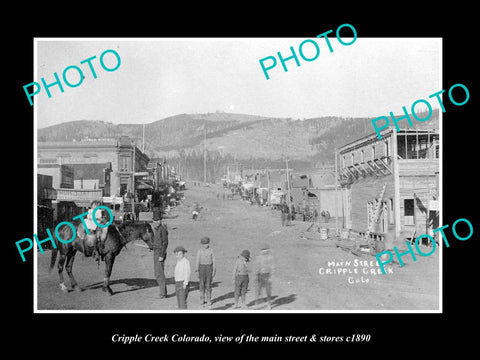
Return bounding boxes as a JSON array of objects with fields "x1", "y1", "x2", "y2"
[{"x1": 36, "y1": 183, "x2": 440, "y2": 311}]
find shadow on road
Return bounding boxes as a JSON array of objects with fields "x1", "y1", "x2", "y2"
[
  {"x1": 210, "y1": 292, "x2": 297, "y2": 310},
  {"x1": 86, "y1": 278, "x2": 224, "y2": 297},
  {"x1": 188, "y1": 281, "x2": 221, "y2": 292},
  {"x1": 86, "y1": 277, "x2": 175, "y2": 294},
  {"x1": 271, "y1": 294, "x2": 297, "y2": 308}
]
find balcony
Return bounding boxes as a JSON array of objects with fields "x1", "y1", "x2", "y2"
[{"x1": 339, "y1": 156, "x2": 392, "y2": 186}]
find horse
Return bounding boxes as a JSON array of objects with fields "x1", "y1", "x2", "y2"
[{"x1": 49, "y1": 220, "x2": 154, "y2": 295}]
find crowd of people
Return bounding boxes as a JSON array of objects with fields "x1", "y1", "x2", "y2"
[
  {"x1": 84, "y1": 180, "x2": 330, "y2": 310},
  {"x1": 280, "y1": 203, "x2": 331, "y2": 226},
  {"x1": 151, "y1": 209, "x2": 275, "y2": 310}
]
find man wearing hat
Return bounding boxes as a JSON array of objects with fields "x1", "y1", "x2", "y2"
[
  {"x1": 232, "y1": 249, "x2": 251, "y2": 309},
  {"x1": 173, "y1": 246, "x2": 191, "y2": 309},
  {"x1": 152, "y1": 210, "x2": 168, "y2": 298}
]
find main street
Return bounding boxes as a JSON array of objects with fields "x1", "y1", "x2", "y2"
[{"x1": 36, "y1": 183, "x2": 439, "y2": 311}]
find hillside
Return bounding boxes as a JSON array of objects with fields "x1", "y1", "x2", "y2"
[{"x1": 38, "y1": 110, "x2": 440, "y2": 180}]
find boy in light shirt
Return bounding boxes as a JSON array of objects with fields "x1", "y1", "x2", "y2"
[{"x1": 174, "y1": 246, "x2": 191, "y2": 309}]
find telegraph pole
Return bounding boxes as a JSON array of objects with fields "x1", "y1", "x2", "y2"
[
  {"x1": 266, "y1": 167, "x2": 270, "y2": 207},
  {"x1": 142, "y1": 123, "x2": 145, "y2": 153},
  {"x1": 203, "y1": 125, "x2": 207, "y2": 184},
  {"x1": 132, "y1": 142, "x2": 136, "y2": 215},
  {"x1": 285, "y1": 159, "x2": 292, "y2": 214},
  {"x1": 335, "y1": 148, "x2": 338, "y2": 234}
]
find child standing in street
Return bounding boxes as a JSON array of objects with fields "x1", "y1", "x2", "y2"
[
  {"x1": 83, "y1": 200, "x2": 105, "y2": 261},
  {"x1": 174, "y1": 246, "x2": 191, "y2": 309},
  {"x1": 232, "y1": 249, "x2": 250, "y2": 309},
  {"x1": 254, "y1": 244, "x2": 275, "y2": 310},
  {"x1": 196, "y1": 237, "x2": 216, "y2": 309}
]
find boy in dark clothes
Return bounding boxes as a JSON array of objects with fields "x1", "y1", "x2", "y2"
[
  {"x1": 196, "y1": 237, "x2": 216, "y2": 309},
  {"x1": 232, "y1": 250, "x2": 250, "y2": 309}
]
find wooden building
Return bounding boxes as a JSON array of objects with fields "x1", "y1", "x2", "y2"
[{"x1": 337, "y1": 128, "x2": 439, "y2": 243}]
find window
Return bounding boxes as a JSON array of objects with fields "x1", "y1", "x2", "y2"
[
  {"x1": 385, "y1": 139, "x2": 390, "y2": 157},
  {"x1": 360, "y1": 150, "x2": 364, "y2": 163},
  {"x1": 351, "y1": 152, "x2": 355, "y2": 165},
  {"x1": 372, "y1": 145, "x2": 376, "y2": 159},
  {"x1": 404, "y1": 199, "x2": 415, "y2": 225}
]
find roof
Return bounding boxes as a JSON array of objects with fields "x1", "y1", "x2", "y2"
[
  {"x1": 38, "y1": 139, "x2": 118, "y2": 148},
  {"x1": 338, "y1": 127, "x2": 439, "y2": 154}
]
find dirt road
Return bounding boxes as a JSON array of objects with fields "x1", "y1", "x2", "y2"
[{"x1": 36, "y1": 183, "x2": 439, "y2": 311}]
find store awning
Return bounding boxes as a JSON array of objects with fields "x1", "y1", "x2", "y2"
[{"x1": 137, "y1": 181, "x2": 154, "y2": 190}]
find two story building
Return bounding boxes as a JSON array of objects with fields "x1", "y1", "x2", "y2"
[
  {"x1": 337, "y1": 127, "x2": 439, "y2": 243},
  {"x1": 37, "y1": 136, "x2": 150, "y2": 199}
]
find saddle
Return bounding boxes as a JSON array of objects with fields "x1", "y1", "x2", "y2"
[{"x1": 76, "y1": 224, "x2": 108, "y2": 257}]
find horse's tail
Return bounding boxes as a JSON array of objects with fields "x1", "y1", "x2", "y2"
[{"x1": 49, "y1": 244, "x2": 58, "y2": 274}]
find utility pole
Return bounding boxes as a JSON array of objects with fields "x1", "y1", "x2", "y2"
[
  {"x1": 132, "y1": 141, "x2": 136, "y2": 215},
  {"x1": 142, "y1": 123, "x2": 145, "y2": 153},
  {"x1": 203, "y1": 125, "x2": 207, "y2": 184},
  {"x1": 285, "y1": 159, "x2": 292, "y2": 214},
  {"x1": 266, "y1": 167, "x2": 270, "y2": 207},
  {"x1": 335, "y1": 148, "x2": 338, "y2": 234}
]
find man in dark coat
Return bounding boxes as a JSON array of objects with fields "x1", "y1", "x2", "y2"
[
  {"x1": 152, "y1": 210, "x2": 168, "y2": 298},
  {"x1": 134, "y1": 205, "x2": 140, "y2": 221},
  {"x1": 281, "y1": 203, "x2": 286, "y2": 226}
]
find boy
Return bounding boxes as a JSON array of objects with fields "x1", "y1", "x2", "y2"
[
  {"x1": 174, "y1": 246, "x2": 191, "y2": 309},
  {"x1": 254, "y1": 244, "x2": 275, "y2": 310},
  {"x1": 192, "y1": 203, "x2": 201, "y2": 221},
  {"x1": 232, "y1": 249, "x2": 250, "y2": 309},
  {"x1": 196, "y1": 237, "x2": 216, "y2": 309}
]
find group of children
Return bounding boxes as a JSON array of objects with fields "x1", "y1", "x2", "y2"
[{"x1": 172, "y1": 237, "x2": 275, "y2": 310}]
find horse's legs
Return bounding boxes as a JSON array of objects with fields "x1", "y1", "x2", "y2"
[
  {"x1": 102, "y1": 252, "x2": 115, "y2": 295},
  {"x1": 65, "y1": 249, "x2": 82, "y2": 292},
  {"x1": 57, "y1": 253, "x2": 68, "y2": 293}
]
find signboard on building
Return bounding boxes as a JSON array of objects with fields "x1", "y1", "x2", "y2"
[
  {"x1": 103, "y1": 196, "x2": 123, "y2": 204},
  {"x1": 56, "y1": 189, "x2": 103, "y2": 207}
]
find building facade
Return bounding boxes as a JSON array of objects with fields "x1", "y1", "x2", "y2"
[
  {"x1": 338, "y1": 128, "x2": 439, "y2": 243},
  {"x1": 37, "y1": 174, "x2": 55, "y2": 239},
  {"x1": 68, "y1": 162, "x2": 112, "y2": 196},
  {"x1": 37, "y1": 164, "x2": 74, "y2": 189}
]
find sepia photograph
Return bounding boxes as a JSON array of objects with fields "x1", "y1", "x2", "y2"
[{"x1": 33, "y1": 37, "x2": 442, "y2": 312}]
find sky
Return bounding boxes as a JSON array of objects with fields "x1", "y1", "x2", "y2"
[{"x1": 35, "y1": 37, "x2": 441, "y2": 128}]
